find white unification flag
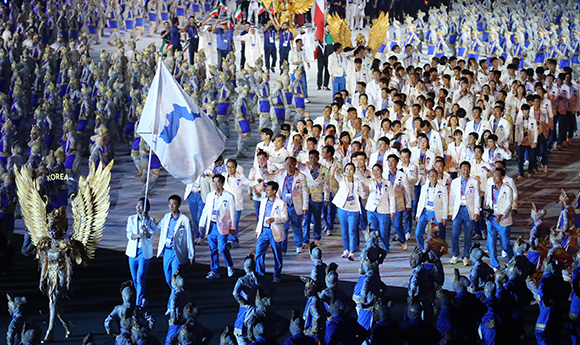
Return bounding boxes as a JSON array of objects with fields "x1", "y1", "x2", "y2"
[{"x1": 137, "y1": 61, "x2": 226, "y2": 185}]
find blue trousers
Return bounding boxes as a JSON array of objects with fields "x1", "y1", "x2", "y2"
[
  {"x1": 256, "y1": 227, "x2": 283, "y2": 278},
  {"x1": 282, "y1": 205, "x2": 304, "y2": 252},
  {"x1": 128, "y1": 248, "x2": 150, "y2": 306},
  {"x1": 518, "y1": 145, "x2": 536, "y2": 176},
  {"x1": 451, "y1": 206, "x2": 473, "y2": 258},
  {"x1": 536, "y1": 135, "x2": 549, "y2": 166},
  {"x1": 187, "y1": 192, "x2": 205, "y2": 239},
  {"x1": 404, "y1": 207, "x2": 413, "y2": 235},
  {"x1": 228, "y1": 210, "x2": 242, "y2": 243},
  {"x1": 303, "y1": 199, "x2": 323, "y2": 242},
  {"x1": 337, "y1": 208, "x2": 359, "y2": 252},
  {"x1": 368, "y1": 211, "x2": 392, "y2": 251},
  {"x1": 412, "y1": 185, "x2": 421, "y2": 218},
  {"x1": 357, "y1": 208, "x2": 368, "y2": 246},
  {"x1": 254, "y1": 200, "x2": 261, "y2": 222},
  {"x1": 331, "y1": 75, "x2": 345, "y2": 98},
  {"x1": 322, "y1": 193, "x2": 337, "y2": 232},
  {"x1": 486, "y1": 220, "x2": 513, "y2": 268},
  {"x1": 163, "y1": 248, "x2": 180, "y2": 309},
  {"x1": 415, "y1": 210, "x2": 443, "y2": 250},
  {"x1": 208, "y1": 223, "x2": 233, "y2": 273}
]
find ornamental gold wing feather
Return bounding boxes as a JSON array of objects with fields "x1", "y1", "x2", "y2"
[
  {"x1": 14, "y1": 165, "x2": 48, "y2": 246},
  {"x1": 293, "y1": 0, "x2": 314, "y2": 14},
  {"x1": 368, "y1": 12, "x2": 389, "y2": 56},
  {"x1": 70, "y1": 160, "x2": 114, "y2": 264},
  {"x1": 327, "y1": 12, "x2": 343, "y2": 45}
]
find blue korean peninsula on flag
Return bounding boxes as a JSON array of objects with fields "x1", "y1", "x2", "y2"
[{"x1": 137, "y1": 61, "x2": 226, "y2": 184}]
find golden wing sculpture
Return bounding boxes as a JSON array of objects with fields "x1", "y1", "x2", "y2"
[
  {"x1": 14, "y1": 166, "x2": 48, "y2": 246},
  {"x1": 70, "y1": 160, "x2": 114, "y2": 264},
  {"x1": 327, "y1": 12, "x2": 352, "y2": 48},
  {"x1": 368, "y1": 12, "x2": 390, "y2": 56},
  {"x1": 293, "y1": 0, "x2": 314, "y2": 14}
]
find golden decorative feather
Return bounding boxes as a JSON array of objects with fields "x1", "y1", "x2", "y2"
[
  {"x1": 327, "y1": 12, "x2": 353, "y2": 48},
  {"x1": 293, "y1": 0, "x2": 314, "y2": 14},
  {"x1": 70, "y1": 160, "x2": 114, "y2": 263},
  {"x1": 368, "y1": 12, "x2": 390, "y2": 56},
  {"x1": 14, "y1": 166, "x2": 48, "y2": 246}
]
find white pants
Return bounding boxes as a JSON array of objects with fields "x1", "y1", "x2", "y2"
[{"x1": 248, "y1": 3, "x2": 259, "y2": 25}]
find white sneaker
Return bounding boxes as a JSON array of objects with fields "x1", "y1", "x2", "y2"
[
  {"x1": 296, "y1": 247, "x2": 302, "y2": 254},
  {"x1": 501, "y1": 250, "x2": 507, "y2": 258},
  {"x1": 405, "y1": 233, "x2": 411, "y2": 241},
  {"x1": 206, "y1": 271, "x2": 220, "y2": 280},
  {"x1": 227, "y1": 266, "x2": 235, "y2": 277},
  {"x1": 449, "y1": 256, "x2": 459, "y2": 264}
]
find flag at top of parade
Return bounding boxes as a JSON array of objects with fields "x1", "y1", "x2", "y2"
[{"x1": 137, "y1": 61, "x2": 226, "y2": 185}]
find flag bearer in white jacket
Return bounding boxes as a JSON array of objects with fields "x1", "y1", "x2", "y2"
[
  {"x1": 415, "y1": 169, "x2": 448, "y2": 250},
  {"x1": 449, "y1": 162, "x2": 480, "y2": 266},
  {"x1": 199, "y1": 175, "x2": 237, "y2": 280},
  {"x1": 125, "y1": 197, "x2": 158, "y2": 307},
  {"x1": 157, "y1": 195, "x2": 194, "y2": 308}
]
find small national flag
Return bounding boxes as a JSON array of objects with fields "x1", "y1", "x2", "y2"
[
  {"x1": 268, "y1": 1, "x2": 274, "y2": 14},
  {"x1": 208, "y1": 6, "x2": 220, "y2": 17},
  {"x1": 218, "y1": 0, "x2": 227, "y2": 12},
  {"x1": 258, "y1": 1, "x2": 267, "y2": 15},
  {"x1": 183, "y1": 40, "x2": 190, "y2": 52},
  {"x1": 221, "y1": 16, "x2": 234, "y2": 30},
  {"x1": 160, "y1": 40, "x2": 171, "y2": 53},
  {"x1": 234, "y1": 4, "x2": 242, "y2": 20}
]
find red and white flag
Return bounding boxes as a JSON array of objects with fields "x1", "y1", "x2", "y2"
[{"x1": 314, "y1": 0, "x2": 325, "y2": 43}]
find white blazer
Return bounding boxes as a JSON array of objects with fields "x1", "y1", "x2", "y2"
[
  {"x1": 313, "y1": 116, "x2": 340, "y2": 132},
  {"x1": 449, "y1": 177, "x2": 481, "y2": 220},
  {"x1": 332, "y1": 174, "x2": 368, "y2": 213},
  {"x1": 156, "y1": 213, "x2": 195, "y2": 264},
  {"x1": 409, "y1": 147, "x2": 436, "y2": 185},
  {"x1": 255, "y1": 197, "x2": 289, "y2": 242},
  {"x1": 125, "y1": 214, "x2": 158, "y2": 259},
  {"x1": 364, "y1": 178, "x2": 397, "y2": 214},
  {"x1": 382, "y1": 169, "x2": 412, "y2": 211},
  {"x1": 485, "y1": 182, "x2": 513, "y2": 226},
  {"x1": 199, "y1": 190, "x2": 237, "y2": 235},
  {"x1": 490, "y1": 117, "x2": 511, "y2": 144},
  {"x1": 463, "y1": 119, "x2": 491, "y2": 139},
  {"x1": 416, "y1": 182, "x2": 449, "y2": 223},
  {"x1": 368, "y1": 149, "x2": 398, "y2": 168}
]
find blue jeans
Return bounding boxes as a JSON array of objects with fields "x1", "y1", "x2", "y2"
[
  {"x1": 163, "y1": 248, "x2": 180, "y2": 309},
  {"x1": 486, "y1": 220, "x2": 514, "y2": 268},
  {"x1": 415, "y1": 210, "x2": 443, "y2": 250},
  {"x1": 412, "y1": 185, "x2": 421, "y2": 218},
  {"x1": 290, "y1": 67, "x2": 308, "y2": 98},
  {"x1": 322, "y1": 193, "x2": 337, "y2": 233},
  {"x1": 367, "y1": 211, "x2": 392, "y2": 251},
  {"x1": 393, "y1": 211, "x2": 406, "y2": 244},
  {"x1": 228, "y1": 210, "x2": 242, "y2": 243},
  {"x1": 404, "y1": 208, "x2": 413, "y2": 235},
  {"x1": 451, "y1": 206, "x2": 473, "y2": 258},
  {"x1": 282, "y1": 205, "x2": 304, "y2": 252},
  {"x1": 187, "y1": 192, "x2": 205, "y2": 239},
  {"x1": 303, "y1": 199, "x2": 323, "y2": 242},
  {"x1": 208, "y1": 222, "x2": 233, "y2": 273},
  {"x1": 337, "y1": 208, "x2": 359, "y2": 252},
  {"x1": 128, "y1": 248, "x2": 150, "y2": 306},
  {"x1": 254, "y1": 200, "x2": 261, "y2": 222},
  {"x1": 331, "y1": 75, "x2": 345, "y2": 97},
  {"x1": 256, "y1": 227, "x2": 283, "y2": 278}
]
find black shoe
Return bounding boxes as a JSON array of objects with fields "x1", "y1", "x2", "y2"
[{"x1": 317, "y1": 86, "x2": 321, "y2": 90}]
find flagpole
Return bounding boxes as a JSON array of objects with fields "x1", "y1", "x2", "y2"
[{"x1": 143, "y1": 60, "x2": 163, "y2": 207}]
